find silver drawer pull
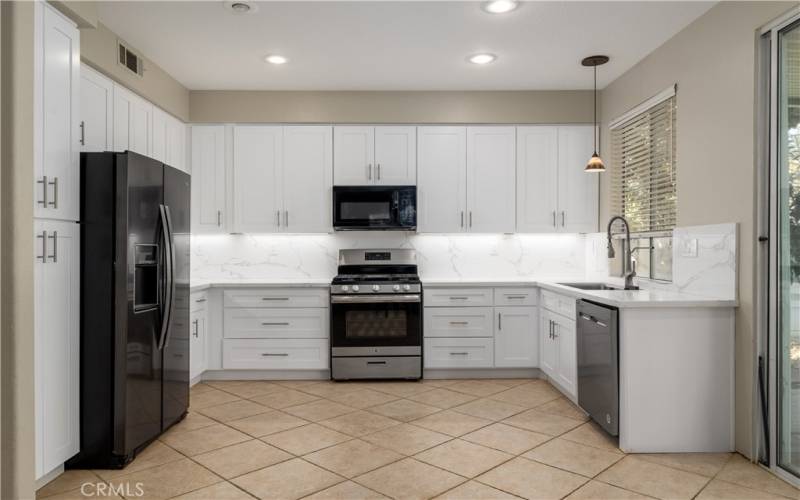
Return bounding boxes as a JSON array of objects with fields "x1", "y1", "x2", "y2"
[
  {"x1": 261, "y1": 353, "x2": 289, "y2": 357},
  {"x1": 505, "y1": 295, "x2": 527, "y2": 299},
  {"x1": 367, "y1": 361, "x2": 387, "y2": 365},
  {"x1": 195, "y1": 298, "x2": 207, "y2": 303},
  {"x1": 449, "y1": 296, "x2": 469, "y2": 300},
  {"x1": 449, "y1": 352, "x2": 469, "y2": 356},
  {"x1": 36, "y1": 230, "x2": 47, "y2": 263},
  {"x1": 262, "y1": 297, "x2": 289, "y2": 301},
  {"x1": 449, "y1": 321, "x2": 468, "y2": 326},
  {"x1": 261, "y1": 322, "x2": 290, "y2": 326}
]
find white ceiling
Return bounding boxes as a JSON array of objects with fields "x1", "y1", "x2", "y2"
[{"x1": 97, "y1": 1, "x2": 714, "y2": 91}]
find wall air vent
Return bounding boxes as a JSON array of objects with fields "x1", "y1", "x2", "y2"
[{"x1": 117, "y1": 40, "x2": 144, "y2": 77}]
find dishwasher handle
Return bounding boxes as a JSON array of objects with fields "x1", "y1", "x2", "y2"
[{"x1": 579, "y1": 313, "x2": 607, "y2": 328}]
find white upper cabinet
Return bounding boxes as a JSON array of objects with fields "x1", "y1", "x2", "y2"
[
  {"x1": 191, "y1": 125, "x2": 227, "y2": 232},
  {"x1": 516, "y1": 125, "x2": 597, "y2": 233},
  {"x1": 113, "y1": 84, "x2": 153, "y2": 157},
  {"x1": 36, "y1": 4, "x2": 80, "y2": 222},
  {"x1": 517, "y1": 127, "x2": 559, "y2": 232},
  {"x1": 34, "y1": 219, "x2": 79, "y2": 478},
  {"x1": 283, "y1": 126, "x2": 333, "y2": 232},
  {"x1": 232, "y1": 125, "x2": 283, "y2": 233},
  {"x1": 79, "y1": 64, "x2": 113, "y2": 153},
  {"x1": 374, "y1": 126, "x2": 416, "y2": 185},
  {"x1": 417, "y1": 126, "x2": 467, "y2": 233},
  {"x1": 333, "y1": 126, "x2": 374, "y2": 185},
  {"x1": 466, "y1": 127, "x2": 516, "y2": 233},
  {"x1": 333, "y1": 126, "x2": 416, "y2": 185},
  {"x1": 165, "y1": 115, "x2": 187, "y2": 171},
  {"x1": 151, "y1": 106, "x2": 168, "y2": 163},
  {"x1": 557, "y1": 125, "x2": 598, "y2": 233}
]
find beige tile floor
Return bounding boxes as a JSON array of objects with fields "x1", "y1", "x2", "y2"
[{"x1": 38, "y1": 378, "x2": 800, "y2": 500}]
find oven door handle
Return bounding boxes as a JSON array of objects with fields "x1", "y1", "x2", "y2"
[{"x1": 331, "y1": 294, "x2": 421, "y2": 304}]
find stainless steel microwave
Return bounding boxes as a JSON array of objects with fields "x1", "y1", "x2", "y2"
[{"x1": 332, "y1": 186, "x2": 417, "y2": 231}]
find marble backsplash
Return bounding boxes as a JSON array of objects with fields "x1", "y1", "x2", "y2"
[{"x1": 191, "y1": 223, "x2": 737, "y2": 300}]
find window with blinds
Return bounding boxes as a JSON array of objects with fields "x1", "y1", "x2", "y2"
[{"x1": 610, "y1": 95, "x2": 677, "y2": 233}]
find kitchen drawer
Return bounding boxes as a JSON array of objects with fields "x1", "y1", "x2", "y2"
[
  {"x1": 224, "y1": 308, "x2": 328, "y2": 339},
  {"x1": 190, "y1": 292, "x2": 208, "y2": 313},
  {"x1": 424, "y1": 288, "x2": 493, "y2": 307},
  {"x1": 541, "y1": 290, "x2": 576, "y2": 319},
  {"x1": 424, "y1": 337, "x2": 493, "y2": 368},
  {"x1": 332, "y1": 356, "x2": 421, "y2": 380},
  {"x1": 424, "y1": 307, "x2": 493, "y2": 337},
  {"x1": 494, "y1": 288, "x2": 538, "y2": 307},
  {"x1": 223, "y1": 288, "x2": 328, "y2": 308},
  {"x1": 223, "y1": 338, "x2": 328, "y2": 370}
]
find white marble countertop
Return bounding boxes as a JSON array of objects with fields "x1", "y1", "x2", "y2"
[{"x1": 190, "y1": 277, "x2": 737, "y2": 308}]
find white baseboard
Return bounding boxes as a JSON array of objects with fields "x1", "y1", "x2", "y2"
[
  {"x1": 423, "y1": 368, "x2": 542, "y2": 380},
  {"x1": 36, "y1": 463, "x2": 64, "y2": 490},
  {"x1": 195, "y1": 368, "x2": 542, "y2": 382}
]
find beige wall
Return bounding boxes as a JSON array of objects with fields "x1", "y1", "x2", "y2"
[
  {"x1": 599, "y1": 0, "x2": 796, "y2": 458},
  {"x1": 50, "y1": 0, "x2": 97, "y2": 28},
  {"x1": 79, "y1": 21, "x2": 189, "y2": 121},
  {"x1": 0, "y1": 2, "x2": 36, "y2": 498},
  {"x1": 189, "y1": 90, "x2": 594, "y2": 124}
]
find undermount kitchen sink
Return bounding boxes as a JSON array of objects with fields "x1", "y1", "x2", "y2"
[{"x1": 557, "y1": 282, "x2": 636, "y2": 291}]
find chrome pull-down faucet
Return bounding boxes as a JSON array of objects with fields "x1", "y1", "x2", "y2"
[{"x1": 606, "y1": 216, "x2": 640, "y2": 290}]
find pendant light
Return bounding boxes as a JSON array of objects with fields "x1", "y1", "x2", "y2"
[{"x1": 582, "y1": 55, "x2": 609, "y2": 173}]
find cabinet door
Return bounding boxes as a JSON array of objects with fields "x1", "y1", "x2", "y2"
[
  {"x1": 232, "y1": 126, "x2": 282, "y2": 233},
  {"x1": 283, "y1": 126, "x2": 333, "y2": 232},
  {"x1": 557, "y1": 126, "x2": 598, "y2": 233},
  {"x1": 130, "y1": 94, "x2": 153, "y2": 157},
  {"x1": 516, "y1": 126, "x2": 559, "y2": 232},
  {"x1": 495, "y1": 306, "x2": 538, "y2": 368},
  {"x1": 34, "y1": 220, "x2": 79, "y2": 477},
  {"x1": 539, "y1": 311, "x2": 558, "y2": 378},
  {"x1": 333, "y1": 126, "x2": 374, "y2": 185},
  {"x1": 151, "y1": 107, "x2": 168, "y2": 163},
  {"x1": 417, "y1": 127, "x2": 466, "y2": 233},
  {"x1": 79, "y1": 63, "x2": 113, "y2": 153},
  {"x1": 554, "y1": 316, "x2": 577, "y2": 398},
  {"x1": 165, "y1": 115, "x2": 187, "y2": 172},
  {"x1": 190, "y1": 297, "x2": 207, "y2": 381},
  {"x1": 466, "y1": 127, "x2": 516, "y2": 233},
  {"x1": 38, "y1": 5, "x2": 80, "y2": 221},
  {"x1": 112, "y1": 84, "x2": 132, "y2": 152},
  {"x1": 374, "y1": 126, "x2": 416, "y2": 185},
  {"x1": 190, "y1": 125, "x2": 227, "y2": 232}
]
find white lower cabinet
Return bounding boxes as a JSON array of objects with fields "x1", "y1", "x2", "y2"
[
  {"x1": 540, "y1": 292, "x2": 578, "y2": 399},
  {"x1": 223, "y1": 308, "x2": 328, "y2": 339},
  {"x1": 494, "y1": 306, "x2": 539, "y2": 368},
  {"x1": 223, "y1": 339, "x2": 328, "y2": 370},
  {"x1": 34, "y1": 219, "x2": 79, "y2": 478},
  {"x1": 190, "y1": 292, "x2": 208, "y2": 381},
  {"x1": 423, "y1": 286, "x2": 538, "y2": 370}
]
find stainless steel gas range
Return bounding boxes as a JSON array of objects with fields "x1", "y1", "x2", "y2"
[{"x1": 330, "y1": 249, "x2": 422, "y2": 380}]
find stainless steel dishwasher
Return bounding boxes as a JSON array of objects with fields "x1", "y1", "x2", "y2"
[{"x1": 577, "y1": 299, "x2": 619, "y2": 436}]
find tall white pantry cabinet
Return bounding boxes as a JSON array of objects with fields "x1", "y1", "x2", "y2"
[{"x1": 34, "y1": 2, "x2": 81, "y2": 480}]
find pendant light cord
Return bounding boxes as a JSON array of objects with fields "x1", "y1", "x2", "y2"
[{"x1": 594, "y1": 65, "x2": 598, "y2": 153}]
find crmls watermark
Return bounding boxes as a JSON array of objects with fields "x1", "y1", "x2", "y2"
[{"x1": 80, "y1": 482, "x2": 144, "y2": 497}]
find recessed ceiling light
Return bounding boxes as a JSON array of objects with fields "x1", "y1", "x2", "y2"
[
  {"x1": 468, "y1": 53, "x2": 497, "y2": 65},
  {"x1": 264, "y1": 54, "x2": 288, "y2": 65},
  {"x1": 223, "y1": 1, "x2": 258, "y2": 15},
  {"x1": 481, "y1": 1, "x2": 519, "y2": 14}
]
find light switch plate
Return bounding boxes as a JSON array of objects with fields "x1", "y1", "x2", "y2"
[{"x1": 680, "y1": 238, "x2": 698, "y2": 258}]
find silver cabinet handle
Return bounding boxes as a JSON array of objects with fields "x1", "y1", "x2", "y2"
[
  {"x1": 449, "y1": 296, "x2": 469, "y2": 300},
  {"x1": 47, "y1": 231, "x2": 58, "y2": 262},
  {"x1": 552, "y1": 211, "x2": 556, "y2": 227},
  {"x1": 217, "y1": 210, "x2": 222, "y2": 227},
  {"x1": 367, "y1": 164, "x2": 372, "y2": 180},
  {"x1": 276, "y1": 210, "x2": 281, "y2": 227},
  {"x1": 561, "y1": 211, "x2": 565, "y2": 227},
  {"x1": 261, "y1": 353, "x2": 289, "y2": 357},
  {"x1": 469, "y1": 211, "x2": 473, "y2": 228},
  {"x1": 192, "y1": 319, "x2": 199, "y2": 337},
  {"x1": 36, "y1": 230, "x2": 47, "y2": 263},
  {"x1": 449, "y1": 352, "x2": 469, "y2": 356},
  {"x1": 49, "y1": 177, "x2": 58, "y2": 208},
  {"x1": 377, "y1": 163, "x2": 381, "y2": 180},
  {"x1": 261, "y1": 322, "x2": 290, "y2": 326},
  {"x1": 505, "y1": 295, "x2": 527, "y2": 299},
  {"x1": 284, "y1": 210, "x2": 288, "y2": 228},
  {"x1": 553, "y1": 321, "x2": 559, "y2": 338},
  {"x1": 37, "y1": 176, "x2": 48, "y2": 207},
  {"x1": 449, "y1": 321, "x2": 468, "y2": 326},
  {"x1": 261, "y1": 297, "x2": 289, "y2": 301},
  {"x1": 195, "y1": 298, "x2": 207, "y2": 303},
  {"x1": 498, "y1": 312, "x2": 502, "y2": 330},
  {"x1": 460, "y1": 211, "x2": 464, "y2": 228},
  {"x1": 549, "y1": 319, "x2": 554, "y2": 339},
  {"x1": 80, "y1": 121, "x2": 85, "y2": 145}
]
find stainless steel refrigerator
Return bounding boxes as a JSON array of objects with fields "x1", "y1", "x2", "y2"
[{"x1": 68, "y1": 151, "x2": 190, "y2": 469}]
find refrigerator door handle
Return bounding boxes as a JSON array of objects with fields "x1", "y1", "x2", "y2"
[
  {"x1": 157, "y1": 204, "x2": 174, "y2": 350},
  {"x1": 160, "y1": 205, "x2": 177, "y2": 350}
]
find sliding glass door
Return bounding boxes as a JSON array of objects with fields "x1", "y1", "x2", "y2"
[{"x1": 777, "y1": 17, "x2": 800, "y2": 480}]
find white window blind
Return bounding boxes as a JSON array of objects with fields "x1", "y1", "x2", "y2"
[{"x1": 610, "y1": 94, "x2": 677, "y2": 233}]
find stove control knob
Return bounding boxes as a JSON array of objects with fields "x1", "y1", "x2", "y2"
[
  {"x1": 372, "y1": 284, "x2": 380, "y2": 292},
  {"x1": 341, "y1": 285, "x2": 350, "y2": 292},
  {"x1": 393, "y1": 284, "x2": 401, "y2": 292},
  {"x1": 352, "y1": 285, "x2": 360, "y2": 292},
  {"x1": 403, "y1": 284, "x2": 411, "y2": 291}
]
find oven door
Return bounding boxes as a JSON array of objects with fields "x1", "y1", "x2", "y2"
[
  {"x1": 330, "y1": 294, "x2": 421, "y2": 356},
  {"x1": 332, "y1": 186, "x2": 416, "y2": 230}
]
